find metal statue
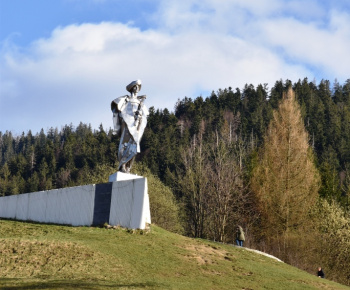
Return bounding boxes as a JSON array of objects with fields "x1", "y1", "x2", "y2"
[{"x1": 111, "y1": 80, "x2": 149, "y2": 173}]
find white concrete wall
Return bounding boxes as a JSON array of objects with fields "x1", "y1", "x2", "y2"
[
  {"x1": 44, "y1": 185, "x2": 95, "y2": 226},
  {"x1": 28, "y1": 191, "x2": 47, "y2": 223},
  {"x1": 1, "y1": 195, "x2": 18, "y2": 219},
  {"x1": 46, "y1": 189, "x2": 61, "y2": 224},
  {"x1": 16, "y1": 193, "x2": 28, "y2": 221},
  {"x1": 0, "y1": 186, "x2": 95, "y2": 226},
  {"x1": 54, "y1": 185, "x2": 95, "y2": 226},
  {"x1": 0, "y1": 174, "x2": 151, "y2": 229}
]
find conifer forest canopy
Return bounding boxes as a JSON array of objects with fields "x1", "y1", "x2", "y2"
[{"x1": 1, "y1": 78, "x2": 350, "y2": 206}]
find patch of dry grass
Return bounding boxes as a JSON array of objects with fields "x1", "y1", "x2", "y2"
[{"x1": 0, "y1": 239, "x2": 123, "y2": 280}]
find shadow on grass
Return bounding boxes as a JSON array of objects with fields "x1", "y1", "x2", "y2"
[{"x1": 0, "y1": 278, "x2": 162, "y2": 289}]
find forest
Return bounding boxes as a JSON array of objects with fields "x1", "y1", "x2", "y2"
[{"x1": 1, "y1": 78, "x2": 350, "y2": 285}]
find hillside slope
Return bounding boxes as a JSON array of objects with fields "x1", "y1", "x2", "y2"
[{"x1": 0, "y1": 219, "x2": 348, "y2": 290}]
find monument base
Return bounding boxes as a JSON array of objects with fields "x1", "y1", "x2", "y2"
[{"x1": 106, "y1": 172, "x2": 151, "y2": 229}]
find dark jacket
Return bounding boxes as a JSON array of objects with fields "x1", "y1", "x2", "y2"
[{"x1": 317, "y1": 269, "x2": 325, "y2": 278}]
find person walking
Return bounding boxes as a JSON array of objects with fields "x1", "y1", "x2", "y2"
[{"x1": 236, "y1": 225, "x2": 245, "y2": 247}]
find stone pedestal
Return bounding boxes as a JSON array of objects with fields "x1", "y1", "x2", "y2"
[
  {"x1": 109, "y1": 171, "x2": 143, "y2": 182},
  {"x1": 108, "y1": 172, "x2": 151, "y2": 229}
]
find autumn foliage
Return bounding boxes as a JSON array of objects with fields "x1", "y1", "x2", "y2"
[{"x1": 252, "y1": 88, "x2": 320, "y2": 253}]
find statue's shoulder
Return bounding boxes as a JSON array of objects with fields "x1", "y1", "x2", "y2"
[{"x1": 111, "y1": 95, "x2": 128, "y2": 112}]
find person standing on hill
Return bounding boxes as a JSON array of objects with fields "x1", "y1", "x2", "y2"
[
  {"x1": 317, "y1": 267, "x2": 325, "y2": 278},
  {"x1": 235, "y1": 225, "x2": 245, "y2": 247}
]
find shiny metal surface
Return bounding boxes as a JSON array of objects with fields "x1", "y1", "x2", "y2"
[{"x1": 111, "y1": 80, "x2": 149, "y2": 173}]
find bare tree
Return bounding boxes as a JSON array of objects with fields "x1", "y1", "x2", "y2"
[
  {"x1": 178, "y1": 119, "x2": 253, "y2": 242},
  {"x1": 178, "y1": 125, "x2": 210, "y2": 238},
  {"x1": 206, "y1": 123, "x2": 246, "y2": 243}
]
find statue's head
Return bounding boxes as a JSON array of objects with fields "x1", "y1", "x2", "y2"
[{"x1": 126, "y1": 80, "x2": 142, "y2": 93}]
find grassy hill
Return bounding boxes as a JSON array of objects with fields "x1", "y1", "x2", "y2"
[{"x1": 0, "y1": 219, "x2": 348, "y2": 290}]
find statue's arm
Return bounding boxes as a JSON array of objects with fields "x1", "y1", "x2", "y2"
[
  {"x1": 111, "y1": 95, "x2": 128, "y2": 135},
  {"x1": 112, "y1": 109, "x2": 121, "y2": 135}
]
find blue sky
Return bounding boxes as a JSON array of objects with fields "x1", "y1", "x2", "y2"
[{"x1": 1, "y1": 0, "x2": 349, "y2": 135}]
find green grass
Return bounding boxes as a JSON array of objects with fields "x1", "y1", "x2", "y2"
[{"x1": 0, "y1": 219, "x2": 348, "y2": 289}]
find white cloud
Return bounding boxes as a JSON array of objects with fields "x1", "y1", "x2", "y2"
[
  {"x1": 260, "y1": 9, "x2": 350, "y2": 77},
  {"x1": 1, "y1": 0, "x2": 349, "y2": 134}
]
